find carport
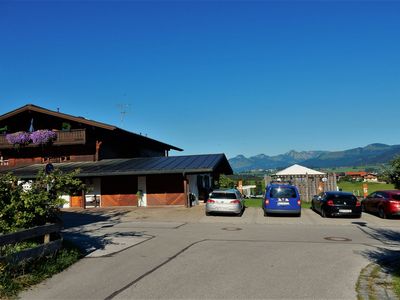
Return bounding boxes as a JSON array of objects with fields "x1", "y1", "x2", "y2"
[{"x1": 6, "y1": 154, "x2": 233, "y2": 208}]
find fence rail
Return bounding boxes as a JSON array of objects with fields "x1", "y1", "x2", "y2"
[{"x1": 0, "y1": 223, "x2": 62, "y2": 265}]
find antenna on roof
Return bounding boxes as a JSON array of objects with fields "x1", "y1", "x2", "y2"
[{"x1": 117, "y1": 103, "x2": 131, "y2": 128}]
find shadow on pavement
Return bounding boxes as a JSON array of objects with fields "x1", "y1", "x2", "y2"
[
  {"x1": 361, "y1": 227, "x2": 400, "y2": 246},
  {"x1": 59, "y1": 209, "x2": 132, "y2": 255},
  {"x1": 60, "y1": 209, "x2": 130, "y2": 229}
]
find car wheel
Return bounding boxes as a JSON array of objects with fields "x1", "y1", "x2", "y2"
[
  {"x1": 378, "y1": 207, "x2": 387, "y2": 219},
  {"x1": 311, "y1": 203, "x2": 315, "y2": 211},
  {"x1": 297, "y1": 212, "x2": 301, "y2": 217},
  {"x1": 321, "y1": 208, "x2": 327, "y2": 218},
  {"x1": 263, "y1": 210, "x2": 268, "y2": 217},
  {"x1": 205, "y1": 211, "x2": 211, "y2": 216},
  {"x1": 238, "y1": 207, "x2": 244, "y2": 217}
]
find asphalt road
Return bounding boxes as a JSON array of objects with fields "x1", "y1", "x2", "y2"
[{"x1": 19, "y1": 206, "x2": 400, "y2": 300}]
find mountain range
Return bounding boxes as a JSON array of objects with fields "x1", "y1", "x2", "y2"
[{"x1": 229, "y1": 143, "x2": 400, "y2": 172}]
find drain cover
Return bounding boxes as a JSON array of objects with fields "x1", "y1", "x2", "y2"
[
  {"x1": 222, "y1": 227, "x2": 242, "y2": 231},
  {"x1": 324, "y1": 236, "x2": 352, "y2": 242}
]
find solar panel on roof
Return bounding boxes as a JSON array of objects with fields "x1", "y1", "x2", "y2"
[{"x1": 3, "y1": 154, "x2": 232, "y2": 179}]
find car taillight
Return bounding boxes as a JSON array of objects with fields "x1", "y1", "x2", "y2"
[
  {"x1": 297, "y1": 199, "x2": 301, "y2": 206},
  {"x1": 231, "y1": 200, "x2": 240, "y2": 204},
  {"x1": 356, "y1": 200, "x2": 361, "y2": 207},
  {"x1": 207, "y1": 199, "x2": 215, "y2": 203},
  {"x1": 327, "y1": 200, "x2": 334, "y2": 206},
  {"x1": 265, "y1": 199, "x2": 270, "y2": 205}
]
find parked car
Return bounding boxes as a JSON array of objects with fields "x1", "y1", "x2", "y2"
[
  {"x1": 311, "y1": 191, "x2": 361, "y2": 218},
  {"x1": 361, "y1": 190, "x2": 400, "y2": 219},
  {"x1": 205, "y1": 189, "x2": 244, "y2": 216},
  {"x1": 263, "y1": 183, "x2": 301, "y2": 217}
]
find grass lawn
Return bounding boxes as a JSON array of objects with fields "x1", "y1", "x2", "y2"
[
  {"x1": 0, "y1": 241, "x2": 81, "y2": 299},
  {"x1": 244, "y1": 198, "x2": 262, "y2": 207},
  {"x1": 338, "y1": 181, "x2": 395, "y2": 197},
  {"x1": 393, "y1": 272, "x2": 400, "y2": 298}
]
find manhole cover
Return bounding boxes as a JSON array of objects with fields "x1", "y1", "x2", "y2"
[
  {"x1": 222, "y1": 227, "x2": 242, "y2": 231},
  {"x1": 324, "y1": 236, "x2": 352, "y2": 242}
]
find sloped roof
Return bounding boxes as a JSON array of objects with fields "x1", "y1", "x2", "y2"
[
  {"x1": 5, "y1": 154, "x2": 233, "y2": 179},
  {"x1": 275, "y1": 164, "x2": 325, "y2": 176},
  {"x1": 0, "y1": 104, "x2": 116, "y2": 130},
  {"x1": 0, "y1": 104, "x2": 182, "y2": 151}
]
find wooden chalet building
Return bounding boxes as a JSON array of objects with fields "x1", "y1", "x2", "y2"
[{"x1": 0, "y1": 104, "x2": 233, "y2": 208}]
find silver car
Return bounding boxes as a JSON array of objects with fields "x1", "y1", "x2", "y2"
[{"x1": 205, "y1": 189, "x2": 244, "y2": 216}]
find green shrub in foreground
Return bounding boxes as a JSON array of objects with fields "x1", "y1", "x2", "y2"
[{"x1": 0, "y1": 169, "x2": 85, "y2": 234}]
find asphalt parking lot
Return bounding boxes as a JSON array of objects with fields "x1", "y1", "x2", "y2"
[
  {"x1": 20, "y1": 205, "x2": 400, "y2": 300},
  {"x1": 118, "y1": 204, "x2": 400, "y2": 227}
]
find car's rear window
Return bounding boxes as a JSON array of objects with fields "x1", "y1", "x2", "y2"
[
  {"x1": 210, "y1": 192, "x2": 237, "y2": 199},
  {"x1": 391, "y1": 194, "x2": 400, "y2": 201},
  {"x1": 269, "y1": 187, "x2": 297, "y2": 198},
  {"x1": 327, "y1": 194, "x2": 357, "y2": 201}
]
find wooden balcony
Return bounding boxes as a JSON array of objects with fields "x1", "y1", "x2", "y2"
[
  {"x1": 53, "y1": 129, "x2": 86, "y2": 146},
  {"x1": 0, "y1": 129, "x2": 86, "y2": 149}
]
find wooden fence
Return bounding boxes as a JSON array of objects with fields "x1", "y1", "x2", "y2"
[{"x1": 0, "y1": 223, "x2": 62, "y2": 265}]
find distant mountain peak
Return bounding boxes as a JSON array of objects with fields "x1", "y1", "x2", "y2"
[
  {"x1": 254, "y1": 154, "x2": 268, "y2": 159},
  {"x1": 228, "y1": 143, "x2": 400, "y2": 172},
  {"x1": 232, "y1": 154, "x2": 246, "y2": 159},
  {"x1": 285, "y1": 150, "x2": 298, "y2": 155},
  {"x1": 364, "y1": 143, "x2": 390, "y2": 150}
]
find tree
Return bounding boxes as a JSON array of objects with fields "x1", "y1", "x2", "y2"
[
  {"x1": 385, "y1": 156, "x2": 400, "y2": 189},
  {"x1": 218, "y1": 174, "x2": 236, "y2": 189},
  {"x1": 0, "y1": 169, "x2": 86, "y2": 233}
]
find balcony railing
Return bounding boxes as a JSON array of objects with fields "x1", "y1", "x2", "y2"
[
  {"x1": 0, "y1": 129, "x2": 86, "y2": 149},
  {"x1": 53, "y1": 129, "x2": 86, "y2": 145}
]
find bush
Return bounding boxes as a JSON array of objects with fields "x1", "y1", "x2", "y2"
[
  {"x1": 384, "y1": 156, "x2": 400, "y2": 189},
  {"x1": 0, "y1": 169, "x2": 86, "y2": 234}
]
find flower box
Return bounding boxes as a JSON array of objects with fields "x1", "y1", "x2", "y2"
[{"x1": 30, "y1": 130, "x2": 57, "y2": 145}]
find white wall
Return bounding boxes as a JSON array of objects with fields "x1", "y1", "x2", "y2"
[{"x1": 138, "y1": 176, "x2": 147, "y2": 207}]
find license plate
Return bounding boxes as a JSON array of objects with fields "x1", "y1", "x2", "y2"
[
  {"x1": 278, "y1": 202, "x2": 290, "y2": 206},
  {"x1": 339, "y1": 209, "x2": 352, "y2": 213}
]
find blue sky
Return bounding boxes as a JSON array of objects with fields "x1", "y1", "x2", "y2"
[{"x1": 1, "y1": 1, "x2": 399, "y2": 159}]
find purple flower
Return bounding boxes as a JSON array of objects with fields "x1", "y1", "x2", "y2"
[
  {"x1": 6, "y1": 132, "x2": 31, "y2": 145},
  {"x1": 30, "y1": 130, "x2": 57, "y2": 144}
]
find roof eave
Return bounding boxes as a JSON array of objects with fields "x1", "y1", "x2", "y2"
[{"x1": 0, "y1": 104, "x2": 116, "y2": 130}]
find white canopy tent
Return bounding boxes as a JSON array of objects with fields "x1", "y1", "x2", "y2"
[{"x1": 275, "y1": 164, "x2": 325, "y2": 176}]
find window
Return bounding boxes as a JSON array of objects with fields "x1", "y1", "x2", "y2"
[
  {"x1": 210, "y1": 192, "x2": 237, "y2": 199},
  {"x1": 270, "y1": 187, "x2": 297, "y2": 198},
  {"x1": 391, "y1": 194, "x2": 400, "y2": 201},
  {"x1": 327, "y1": 194, "x2": 357, "y2": 202}
]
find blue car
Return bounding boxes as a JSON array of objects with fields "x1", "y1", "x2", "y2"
[{"x1": 263, "y1": 183, "x2": 301, "y2": 217}]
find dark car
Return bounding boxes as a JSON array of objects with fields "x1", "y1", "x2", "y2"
[
  {"x1": 361, "y1": 190, "x2": 400, "y2": 219},
  {"x1": 263, "y1": 183, "x2": 301, "y2": 217},
  {"x1": 311, "y1": 191, "x2": 361, "y2": 218}
]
